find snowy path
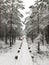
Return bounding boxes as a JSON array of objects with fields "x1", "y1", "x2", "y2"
[
  {"x1": 0, "y1": 39, "x2": 33, "y2": 65},
  {"x1": 16, "y1": 38, "x2": 33, "y2": 65}
]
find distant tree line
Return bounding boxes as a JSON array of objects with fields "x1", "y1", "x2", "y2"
[
  {"x1": 0, "y1": 0, "x2": 24, "y2": 47},
  {"x1": 25, "y1": 0, "x2": 49, "y2": 53}
]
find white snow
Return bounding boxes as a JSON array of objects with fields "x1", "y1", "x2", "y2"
[
  {"x1": 28, "y1": 36, "x2": 49, "y2": 65},
  {"x1": 0, "y1": 37, "x2": 49, "y2": 65},
  {"x1": 0, "y1": 38, "x2": 33, "y2": 65},
  {"x1": 0, "y1": 40, "x2": 22, "y2": 65},
  {"x1": 16, "y1": 38, "x2": 33, "y2": 65}
]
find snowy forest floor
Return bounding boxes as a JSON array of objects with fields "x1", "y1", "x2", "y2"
[
  {"x1": 0, "y1": 38, "x2": 49, "y2": 65},
  {"x1": 0, "y1": 40, "x2": 22, "y2": 65},
  {"x1": 28, "y1": 37, "x2": 49, "y2": 65}
]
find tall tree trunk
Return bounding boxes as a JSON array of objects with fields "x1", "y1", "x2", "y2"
[
  {"x1": 42, "y1": 34, "x2": 44, "y2": 45},
  {"x1": 12, "y1": 36, "x2": 13, "y2": 44},
  {"x1": 10, "y1": 35, "x2": 12, "y2": 47},
  {"x1": 5, "y1": 25, "x2": 8, "y2": 44},
  {"x1": 37, "y1": 42, "x2": 40, "y2": 53},
  {"x1": 10, "y1": 30, "x2": 12, "y2": 47},
  {"x1": 41, "y1": 30, "x2": 44, "y2": 45},
  {"x1": 0, "y1": 8, "x2": 1, "y2": 39},
  {"x1": 5, "y1": 34, "x2": 7, "y2": 44}
]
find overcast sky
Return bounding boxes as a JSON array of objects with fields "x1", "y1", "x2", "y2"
[
  {"x1": 20, "y1": 0, "x2": 36, "y2": 30},
  {"x1": 23, "y1": 0, "x2": 35, "y2": 8},
  {"x1": 20, "y1": 0, "x2": 36, "y2": 20}
]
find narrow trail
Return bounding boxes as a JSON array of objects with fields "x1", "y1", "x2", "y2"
[
  {"x1": 16, "y1": 38, "x2": 33, "y2": 65},
  {"x1": 0, "y1": 38, "x2": 33, "y2": 65}
]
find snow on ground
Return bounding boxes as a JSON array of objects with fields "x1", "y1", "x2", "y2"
[
  {"x1": 0, "y1": 38, "x2": 33, "y2": 65},
  {"x1": 16, "y1": 38, "x2": 33, "y2": 65},
  {"x1": 0, "y1": 40, "x2": 22, "y2": 65},
  {"x1": 28, "y1": 35, "x2": 49, "y2": 65},
  {"x1": 0, "y1": 36, "x2": 49, "y2": 65}
]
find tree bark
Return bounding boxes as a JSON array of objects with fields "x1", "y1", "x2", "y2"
[
  {"x1": 10, "y1": 30, "x2": 12, "y2": 47},
  {"x1": 37, "y1": 42, "x2": 40, "y2": 53},
  {"x1": 5, "y1": 34, "x2": 7, "y2": 44}
]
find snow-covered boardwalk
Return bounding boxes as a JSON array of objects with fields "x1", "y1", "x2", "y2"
[{"x1": 0, "y1": 39, "x2": 33, "y2": 65}]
